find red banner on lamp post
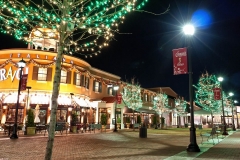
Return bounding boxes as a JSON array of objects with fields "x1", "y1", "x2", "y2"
[
  {"x1": 20, "y1": 74, "x2": 28, "y2": 91},
  {"x1": 172, "y1": 48, "x2": 188, "y2": 75},
  {"x1": 117, "y1": 94, "x2": 122, "y2": 104},
  {"x1": 213, "y1": 88, "x2": 221, "y2": 100}
]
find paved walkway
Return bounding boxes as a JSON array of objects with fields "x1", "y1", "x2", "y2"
[{"x1": 0, "y1": 129, "x2": 239, "y2": 160}]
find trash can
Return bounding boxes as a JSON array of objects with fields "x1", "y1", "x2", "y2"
[
  {"x1": 139, "y1": 127, "x2": 147, "y2": 138},
  {"x1": 184, "y1": 123, "x2": 188, "y2": 128},
  {"x1": 198, "y1": 125, "x2": 203, "y2": 129}
]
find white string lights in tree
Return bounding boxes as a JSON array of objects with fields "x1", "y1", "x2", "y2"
[{"x1": 152, "y1": 90, "x2": 169, "y2": 115}]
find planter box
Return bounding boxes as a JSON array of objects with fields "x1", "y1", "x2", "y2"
[{"x1": 27, "y1": 127, "x2": 36, "y2": 135}]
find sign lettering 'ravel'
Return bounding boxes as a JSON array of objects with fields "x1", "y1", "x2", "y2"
[{"x1": 0, "y1": 66, "x2": 28, "y2": 82}]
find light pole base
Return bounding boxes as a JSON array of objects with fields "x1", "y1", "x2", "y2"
[
  {"x1": 232, "y1": 126, "x2": 236, "y2": 131},
  {"x1": 222, "y1": 131, "x2": 228, "y2": 135},
  {"x1": 187, "y1": 143, "x2": 200, "y2": 152},
  {"x1": 113, "y1": 129, "x2": 118, "y2": 132},
  {"x1": 10, "y1": 134, "x2": 18, "y2": 139}
]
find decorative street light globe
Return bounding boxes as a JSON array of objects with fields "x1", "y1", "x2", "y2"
[
  {"x1": 218, "y1": 77, "x2": 223, "y2": 82},
  {"x1": 183, "y1": 24, "x2": 195, "y2": 35}
]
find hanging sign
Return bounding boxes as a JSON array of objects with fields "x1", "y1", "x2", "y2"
[
  {"x1": 20, "y1": 74, "x2": 28, "y2": 91},
  {"x1": 172, "y1": 48, "x2": 188, "y2": 75},
  {"x1": 117, "y1": 94, "x2": 122, "y2": 104},
  {"x1": 213, "y1": 88, "x2": 221, "y2": 100}
]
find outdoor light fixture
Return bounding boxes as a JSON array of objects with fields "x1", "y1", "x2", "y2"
[
  {"x1": 113, "y1": 85, "x2": 119, "y2": 132},
  {"x1": 183, "y1": 24, "x2": 200, "y2": 152},
  {"x1": 10, "y1": 58, "x2": 26, "y2": 139},
  {"x1": 183, "y1": 24, "x2": 195, "y2": 35},
  {"x1": 218, "y1": 77, "x2": 228, "y2": 135}
]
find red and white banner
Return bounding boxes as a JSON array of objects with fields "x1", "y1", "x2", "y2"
[
  {"x1": 172, "y1": 48, "x2": 188, "y2": 75},
  {"x1": 117, "y1": 94, "x2": 122, "y2": 104},
  {"x1": 20, "y1": 74, "x2": 28, "y2": 91},
  {"x1": 213, "y1": 88, "x2": 221, "y2": 100}
]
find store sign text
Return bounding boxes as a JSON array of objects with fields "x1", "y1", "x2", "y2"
[
  {"x1": 10, "y1": 53, "x2": 74, "y2": 64},
  {"x1": 0, "y1": 66, "x2": 28, "y2": 82}
]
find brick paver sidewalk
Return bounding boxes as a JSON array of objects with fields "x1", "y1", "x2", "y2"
[{"x1": 0, "y1": 129, "x2": 238, "y2": 160}]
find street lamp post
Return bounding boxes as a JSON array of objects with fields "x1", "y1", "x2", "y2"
[
  {"x1": 24, "y1": 86, "x2": 31, "y2": 135},
  {"x1": 113, "y1": 85, "x2": 119, "y2": 132},
  {"x1": 10, "y1": 58, "x2": 26, "y2": 139},
  {"x1": 183, "y1": 24, "x2": 200, "y2": 152},
  {"x1": 229, "y1": 92, "x2": 236, "y2": 131},
  {"x1": 234, "y1": 100, "x2": 239, "y2": 129},
  {"x1": 218, "y1": 77, "x2": 228, "y2": 135}
]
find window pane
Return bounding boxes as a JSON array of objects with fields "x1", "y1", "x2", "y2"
[
  {"x1": 38, "y1": 68, "x2": 47, "y2": 81},
  {"x1": 76, "y1": 74, "x2": 81, "y2": 86},
  {"x1": 95, "y1": 81, "x2": 99, "y2": 92},
  {"x1": 61, "y1": 70, "x2": 67, "y2": 83}
]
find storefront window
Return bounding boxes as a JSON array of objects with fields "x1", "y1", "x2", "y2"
[{"x1": 57, "y1": 109, "x2": 67, "y2": 122}]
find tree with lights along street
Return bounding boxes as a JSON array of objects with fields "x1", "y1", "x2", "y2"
[
  {"x1": 121, "y1": 79, "x2": 143, "y2": 128},
  {"x1": 152, "y1": 89, "x2": 169, "y2": 128},
  {"x1": 194, "y1": 72, "x2": 222, "y2": 128},
  {"x1": 0, "y1": 0, "x2": 168, "y2": 159}
]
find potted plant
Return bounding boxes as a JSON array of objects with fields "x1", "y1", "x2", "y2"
[
  {"x1": 161, "y1": 117, "x2": 165, "y2": 129},
  {"x1": 26, "y1": 109, "x2": 36, "y2": 135},
  {"x1": 126, "y1": 117, "x2": 131, "y2": 129},
  {"x1": 101, "y1": 114, "x2": 107, "y2": 130},
  {"x1": 137, "y1": 115, "x2": 141, "y2": 124},
  {"x1": 153, "y1": 115, "x2": 158, "y2": 129},
  {"x1": 117, "y1": 117, "x2": 121, "y2": 129},
  {"x1": 70, "y1": 112, "x2": 78, "y2": 133}
]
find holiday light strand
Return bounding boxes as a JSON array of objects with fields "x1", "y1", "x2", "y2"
[{"x1": 0, "y1": 0, "x2": 149, "y2": 57}]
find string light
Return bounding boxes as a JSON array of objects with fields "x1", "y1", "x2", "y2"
[{"x1": 0, "y1": 0, "x2": 147, "y2": 57}]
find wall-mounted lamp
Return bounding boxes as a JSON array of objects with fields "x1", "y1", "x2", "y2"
[
  {"x1": 3, "y1": 105, "x2": 8, "y2": 113},
  {"x1": 68, "y1": 107, "x2": 73, "y2": 112}
]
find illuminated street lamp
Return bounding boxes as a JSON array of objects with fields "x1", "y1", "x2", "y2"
[
  {"x1": 228, "y1": 92, "x2": 235, "y2": 131},
  {"x1": 183, "y1": 24, "x2": 200, "y2": 152},
  {"x1": 10, "y1": 58, "x2": 26, "y2": 139},
  {"x1": 113, "y1": 85, "x2": 119, "y2": 132},
  {"x1": 218, "y1": 77, "x2": 228, "y2": 135}
]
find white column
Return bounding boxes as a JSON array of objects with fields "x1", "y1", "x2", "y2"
[
  {"x1": 110, "y1": 104, "x2": 115, "y2": 129},
  {"x1": 121, "y1": 107, "x2": 124, "y2": 129},
  {"x1": 95, "y1": 107, "x2": 99, "y2": 124}
]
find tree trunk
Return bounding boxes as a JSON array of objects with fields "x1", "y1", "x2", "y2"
[
  {"x1": 45, "y1": 1, "x2": 68, "y2": 159},
  {"x1": 133, "y1": 110, "x2": 135, "y2": 131},
  {"x1": 44, "y1": 44, "x2": 63, "y2": 160}
]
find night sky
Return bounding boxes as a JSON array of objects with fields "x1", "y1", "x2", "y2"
[{"x1": 0, "y1": 0, "x2": 240, "y2": 102}]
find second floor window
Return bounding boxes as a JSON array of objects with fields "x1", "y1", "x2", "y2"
[
  {"x1": 32, "y1": 66, "x2": 52, "y2": 81},
  {"x1": 61, "y1": 70, "x2": 67, "y2": 83},
  {"x1": 38, "y1": 68, "x2": 47, "y2": 81},
  {"x1": 76, "y1": 73, "x2": 81, "y2": 86},
  {"x1": 144, "y1": 94, "x2": 148, "y2": 102},
  {"x1": 93, "y1": 80, "x2": 102, "y2": 92}
]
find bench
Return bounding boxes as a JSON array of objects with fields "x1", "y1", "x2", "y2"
[
  {"x1": 200, "y1": 127, "x2": 219, "y2": 144},
  {"x1": 36, "y1": 125, "x2": 47, "y2": 136},
  {"x1": 133, "y1": 123, "x2": 140, "y2": 129},
  {"x1": 46, "y1": 122, "x2": 68, "y2": 135}
]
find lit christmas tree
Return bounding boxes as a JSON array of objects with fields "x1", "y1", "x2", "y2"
[
  {"x1": 152, "y1": 90, "x2": 169, "y2": 129},
  {"x1": 121, "y1": 79, "x2": 143, "y2": 128},
  {"x1": 194, "y1": 72, "x2": 222, "y2": 127},
  {"x1": 152, "y1": 89, "x2": 169, "y2": 115},
  {"x1": 175, "y1": 97, "x2": 187, "y2": 127},
  {"x1": 0, "y1": 0, "x2": 167, "y2": 159}
]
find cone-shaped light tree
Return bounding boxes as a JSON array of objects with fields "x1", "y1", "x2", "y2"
[
  {"x1": 0, "y1": 0, "x2": 163, "y2": 159},
  {"x1": 194, "y1": 72, "x2": 222, "y2": 127}
]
